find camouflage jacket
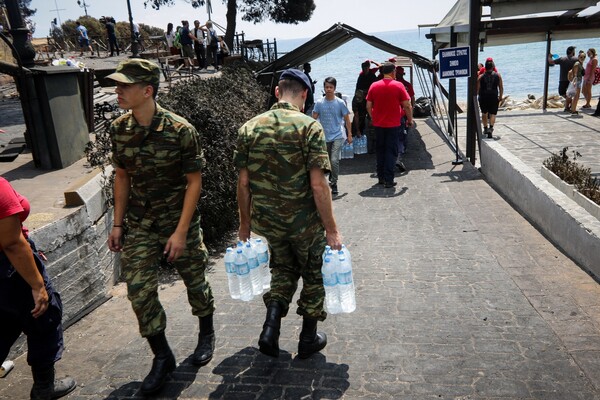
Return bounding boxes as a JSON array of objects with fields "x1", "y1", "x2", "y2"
[
  {"x1": 234, "y1": 101, "x2": 330, "y2": 235},
  {"x1": 110, "y1": 104, "x2": 204, "y2": 223}
]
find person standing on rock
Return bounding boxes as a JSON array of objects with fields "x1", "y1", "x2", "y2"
[
  {"x1": 0, "y1": 177, "x2": 76, "y2": 400},
  {"x1": 106, "y1": 59, "x2": 216, "y2": 395},
  {"x1": 235, "y1": 68, "x2": 343, "y2": 359}
]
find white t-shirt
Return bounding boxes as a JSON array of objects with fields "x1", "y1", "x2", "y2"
[
  {"x1": 165, "y1": 31, "x2": 176, "y2": 48},
  {"x1": 193, "y1": 27, "x2": 205, "y2": 45}
]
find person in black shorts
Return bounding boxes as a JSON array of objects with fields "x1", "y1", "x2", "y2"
[
  {"x1": 477, "y1": 59, "x2": 503, "y2": 139},
  {"x1": 548, "y1": 46, "x2": 577, "y2": 112}
]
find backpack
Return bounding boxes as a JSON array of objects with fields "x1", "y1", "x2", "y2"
[
  {"x1": 593, "y1": 67, "x2": 600, "y2": 85},
  {"x1": 173, "y1": 31, "x2": 182, "y2": 49},
  {"x1": 480, "y1": 71, "x2": 499, "y2": 96},
  {"x1": 209, "y1": 30, "x2": 218, "y2": 47}
]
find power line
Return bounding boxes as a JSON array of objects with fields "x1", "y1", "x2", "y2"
[{"x1": 50, "y1": 0, "x2": 66, "y2": 26}]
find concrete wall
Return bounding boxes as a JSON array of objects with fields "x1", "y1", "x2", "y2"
[
  {"x1": 480, "y1": 138, "x2": 600, "y2": 278},
  {"x1": 29, "y1": 169, "x2": 120, "y2": 326}
]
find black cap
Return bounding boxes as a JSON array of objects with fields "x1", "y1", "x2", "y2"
[{"x1": 279, "y1": 69, "x2": 312, "y2": 94}]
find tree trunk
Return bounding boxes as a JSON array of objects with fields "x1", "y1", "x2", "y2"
[{"x1": 225, "y1": 0, "x2": 237, "y2": 51}]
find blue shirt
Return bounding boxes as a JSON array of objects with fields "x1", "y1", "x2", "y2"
[
  {"x1": 76, "y1": 25, "x2": 88, "y2": 39},
  {"x1": 313, "y1": 96, "x2": 349, "y2": 142}
]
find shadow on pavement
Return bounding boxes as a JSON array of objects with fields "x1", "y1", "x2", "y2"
[
  {"x1": 209, "y1": 347, "x2": 350, "y2": 399},
  {"x1": 358, "y1": 184, "x2": 408, "y2": 198},
  {"x1": 103, "y1": 355, "x2": 201, "y2": 399}
]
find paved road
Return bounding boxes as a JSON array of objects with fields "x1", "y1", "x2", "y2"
[{"x1": 3, "y1": 118, "x2": 600, "y2": 399}]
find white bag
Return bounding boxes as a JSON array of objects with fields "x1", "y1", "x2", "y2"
[{"x1": 566, "y1": 80, "x2": 577, "y2": 98}]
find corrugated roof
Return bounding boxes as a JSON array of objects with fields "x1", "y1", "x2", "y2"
[{"x1": 429, "y1": 0, "x2": 600, "y2": 49}]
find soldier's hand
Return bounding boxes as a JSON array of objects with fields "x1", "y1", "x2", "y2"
[
  {"x1": 238, "y1": 226, "x2": 250, "y2": 243},
  {"x1": 108, "y1": 227, "x2": 123, "y2": 252},
  {"x1": 164, "y1": 231, "x2": 187, "y2": 262},
  {"x1": 326, "y1": 230, "x2": 342, "y2": 251}
]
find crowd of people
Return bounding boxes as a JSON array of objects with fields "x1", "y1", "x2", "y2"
[
  {"x1": 548, "y1": 45, "x2": 599, "y2": 116},
  {"x1": 71, "y1": 18, "x2": 230, "y2": 68},
  {"x1": 165, "y1": 20, "x2": 229, "y2": 70}
]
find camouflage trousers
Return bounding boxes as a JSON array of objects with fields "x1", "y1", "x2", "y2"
[
  {"x1": 121, "y1": 217, "x2": 214, "y2": 338},
  {"x1": 261, "y1": 225, "x2": 327, "y2": 321}
]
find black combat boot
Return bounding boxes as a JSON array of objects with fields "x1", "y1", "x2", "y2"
[
  {"x1": 30, "y1": 364, "x2": 76, "y2": 400},
  {"x1": 192, "y1": 313, "x2": 215, "y2": 366},
  {"x1": 258, "y1": 301, "x2": 283, "y2": 357},
  {"x1": 141, "y1": 331, "x2": 176, "y2": 395},
  {"x1": 297, "y1": 317, "x2": 327, "y2": 359}
]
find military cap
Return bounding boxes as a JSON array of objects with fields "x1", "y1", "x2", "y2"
[
  {"x1": 279, "y1": 68, "x2": 312, "y2": 94},
  {"x1": 106, "y1": 59, "x2": 160, "y2": 86}
]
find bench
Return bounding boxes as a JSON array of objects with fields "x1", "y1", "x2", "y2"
[{"x1": 158, "y1": 55, "x2": 197, "y2": 85}]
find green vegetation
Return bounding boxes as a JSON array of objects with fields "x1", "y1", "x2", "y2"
[{"x1": 543, "y1": 147, "x2": 600, "y2": 206}]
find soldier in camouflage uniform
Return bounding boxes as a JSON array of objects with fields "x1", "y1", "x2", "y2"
[
  {"x1": 106, "y1": 59, "x2": 215, "y2": 395},
  {"x1": 234, "y1": 68, "x2": 343, "y2": 359}
]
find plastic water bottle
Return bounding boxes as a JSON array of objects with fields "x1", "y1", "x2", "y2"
[
  {"x1": 224, "y1": 247, "x2": 240, "y2": 299},
  {"x1": 322, "y1": 245, "x2": 332, "y2": 261},
  {"x1": 322, "y1": 257, "x2": 342, "y2": 314},
  {"x1": 245, "y1": 242, "x2": 263, "y2": 295},
  {"x1": 341, "y1": 244, "x2": 351, "y2": 265},
  {"x1": 337, "y1": 251, "x2": 356, "y2": 313},
  {"x1": 234, "y1": 249, "x2": 253, "y2": 301},
  {"x1": 254, "y1": 238, "x2": 271, "y2": 289}
]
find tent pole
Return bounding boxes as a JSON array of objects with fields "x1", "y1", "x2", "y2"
[
  {"x1": 543, "y1": 31, "x2": 552, "y2": 112},
  {"x1": 448, "y1": 27, "x2": 457, "y2": 137}
]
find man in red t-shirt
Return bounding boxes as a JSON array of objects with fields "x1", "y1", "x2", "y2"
[
  {"x1": 366, "y1": 62, "x2": 413, "y2": 188},
  {"x1": 0, "y1": 177, "x2": 76, "y2": 399}
]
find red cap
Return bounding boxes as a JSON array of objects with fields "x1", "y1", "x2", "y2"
[
  {"x1": 486, "y1": 57, "x2": 494, "y2": 62},
  {"x1": 388, "y1": 57, "x2": 397, "y2": 63}
]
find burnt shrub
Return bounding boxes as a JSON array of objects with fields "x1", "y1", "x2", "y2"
[{"x1": 160, "y1": 63, "x2": 269, "y2": 247}]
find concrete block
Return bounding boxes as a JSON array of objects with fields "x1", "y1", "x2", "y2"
[{"x1": 481, "y1": 139, "x2": 600, "y2": 278}]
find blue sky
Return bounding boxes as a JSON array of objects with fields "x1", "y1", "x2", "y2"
[{"x1": 31, "y1": 0, "x2": 457, "y2": 40}]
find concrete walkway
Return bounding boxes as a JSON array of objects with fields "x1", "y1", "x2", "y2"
[{"x1": 2, "y1": 111, "x2": 600, "y2": 399}]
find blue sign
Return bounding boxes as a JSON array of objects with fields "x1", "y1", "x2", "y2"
[{"x1": 438, "y1": 46, "x2": 470, "y2": 79}]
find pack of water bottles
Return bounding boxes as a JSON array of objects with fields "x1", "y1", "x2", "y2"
[
  {"x1": 322, "y1": 245, "x2": 356, "y2": 314},
  {"x1": 224, "y1": 237, "x2": 271, "y2": 301},
  {"x1": 341, "y1": 140, "x2": 354, "y2": 159},
  {"x1": 353, "y1": 135, "x2": 368, "y2": 155}
]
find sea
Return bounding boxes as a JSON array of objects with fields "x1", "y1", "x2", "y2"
[{"x1": 276, "y1": 29, "x2": 598, "y2": 103}]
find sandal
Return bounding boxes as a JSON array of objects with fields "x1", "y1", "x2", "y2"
[
  {"x1": 571, "y1": 110, "x2": 579, "y2": 115},
  {"x1": 582, "y1": 105, "x2": 591, "y2": 108}
]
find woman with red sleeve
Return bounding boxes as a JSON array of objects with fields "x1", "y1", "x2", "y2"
[{"x1": 0, "y1": 177, "x2": 75, "y2": 399}]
